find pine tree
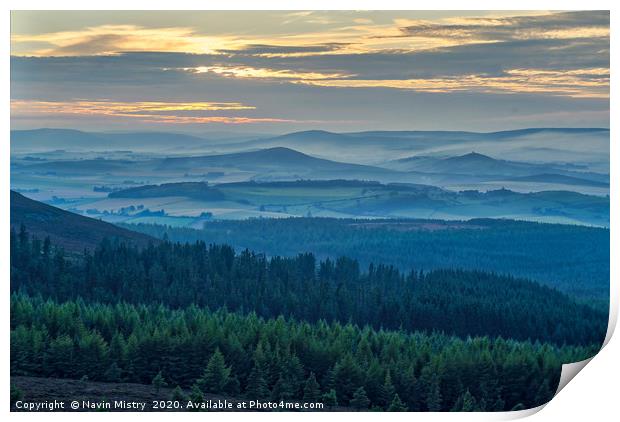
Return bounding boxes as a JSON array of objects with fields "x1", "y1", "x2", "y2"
[
  {"x1": 152, "y1": 370, "x2": 167, "y2": 394},
  {"x1": 322, "y1": 389, "x2": 338, "y2": 408},
  {"x1": 189, "y1": 384, "x2": 204, "y2": 411},
  {"x1": 364, "y1": 360, "x2": 384, "y2": 406},
  {"x1": 271, "y1": 353, "x2": 304, "y2": 400},
  {"x1": 303, "y1": 372, "x2": 321, "y2": 402},
  {"x1": 461, "y1": 390, "x2": 477, "y2": 411},
  {"x1": 426, "y1": 375, "x2": 443, "y2": 411},
  {"x1": 75, "y1": 330, "x2": 109, "y2": 380},
  {"x1": 534, "y1": 379, "x2": 554, "y2": 406},
  {"x1": 388, "y1": 394, "x2": 408, "y2": 411},
  {"x1": 350, "y1": 387, "x2": 370, "y2": 409},
  {"x1": 245, "y1": 366, "x2": 270, "y2": 400},
  {"x1": 171, "y1": 385, "x2": 187, "y2": 402},
  {"x1": 333, "y1": 354, "x2": 364, "y2": 404},
  {"x1": 379, "y1": 370, "x2": 396, "y2": 407},
  {"x1": 252, "y1": 341, "x2": 273, "y2": 385},
  {"x1": 452, "y1": 389, "x2": 477, "y2": 411},
  {"x1": 224, "y1": 375, "x2": 241, "y2": 396},
  {"x1": 109, "y1": 333, "x2": 128, "y2": 369},
  {"x1": 401, "y1": 364, "x2": 421, "y2": 411},
  {"x1": 198, "y1": 348, "x2": 231, "y2": 394},
  {"x1": 271, "y1": 375, "x2": 290, "y2": 401},
  {"x1": 491, "y1": 395, "x2": 506, "y2": 411},
  {"x1": 46, "y1": 335, "x2": 74, "y2": 377}
]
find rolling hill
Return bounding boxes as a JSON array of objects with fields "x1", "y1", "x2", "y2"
[
  {"x1": 507, "y1": 173, "x2": 609, "y2": 187},
  {"x1": 12, "y1": 127, "x2": 610, "y2": 172},
  {"x1": 16, "y1": 147, "x2": 407, "y2": 182},
  {"x1": 154, "y1": 147, "x2": 410, "y2": 182},
  {"x1": 388, "y1": 152, "x2": 608, "y2": 182},
  {"x1": 15, "y1": 158, "x2": 143, "y2": 174},
  {"x1": 10, "y1": 128, "x2": 217, "y2": 153},
  {"x1": 10, "y1": 129, "x2": 108, "y2": 151},
  {"x1": 219, "y1": 128, "x2": 610, "y2": 171},
  {"x1": 13, "y1": 147, "x2": 608, "y2": 199},
  {"x1": 11, "y1": 190, "x2": 156, "y2": 252},
  {"x1": 96, "y1": 179, "x2": 609, "y2": 226},
  {"x1": 109, "y1": 182, "x2": 225, "y2": 200}
]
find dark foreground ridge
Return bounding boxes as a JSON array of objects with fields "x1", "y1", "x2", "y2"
[{"x1": 10, "y1": 190, "x2": 156, "y2": 252}]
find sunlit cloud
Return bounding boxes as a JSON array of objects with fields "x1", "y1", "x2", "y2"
[
  {"x1": 10, "y1": 99, "x2": 298, "y2": 125},
  {"x1": 296, "y1": 68, "x2": 609, "y2": 98},
  {"x1": 513, "y1": 26, "x2": 609, "y2": 40},
  {"x1": 13, "y1": 11, "x2": 608, "y2": 58},
  {"x1": 173, "y1": 65, "x2": 354, "y2": 80},
  {"x1": 9, "y1": 11, "x2": 610, "y2": 131},
  {"x1": 395, "y1": 11, "x2": 609, "y2": 42},
  {"x1": 117, "y1": 115, "x2": 296, "y2": 124},
  {"x1": 11, "y1": 99, "x2": 255, "y2": 113},
  {"x1": 10, "y1": 23, "x2": 414, "y2": 57},
  {"x1": 214, "y1": 43, "x2": 350, "y2": 58},
  {"x1": 11, "y1": 25, "x2": 241, "y2": 56}
]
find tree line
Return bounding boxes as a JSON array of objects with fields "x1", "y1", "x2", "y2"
[
  {"x1": 123, "y1": 217, "x2": 609, "y2": 301},
  {"x1": 10, "y1": 226, "x2": 607, "y2": 346}
]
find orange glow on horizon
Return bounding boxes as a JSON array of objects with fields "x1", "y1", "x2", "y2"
[{"x1": 10, "y1": 99, "x2": 299, "y2": 125}]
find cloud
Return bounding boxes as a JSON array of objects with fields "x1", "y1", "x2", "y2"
[
  {"x1": 395, "y1": 11, "x2": 609, "y2": 42},
  {"x1": 11, "y1": 24, "x2": 239, "y2": 56},
  {"x1": 215, "y1": 43, "x2": 350, "y2": 57},
  {"x1": 11, "y1": 32, "x2": 609, "y2": 99},
  {"x1": 296, "y1": 67, "x2": 609, "y2": 98},
  {"x1": 172, "y1": 65, "x2": 354, "y2": 81},
  {"x1": 15, "y1": 11, "x2": 608, "y2": 58},
  {"x1": 10, "y1": 99, "x2": 300, "y2": 125},
  {"x1": 9, "y1": 11, "x2": 610, "y2": 131}
]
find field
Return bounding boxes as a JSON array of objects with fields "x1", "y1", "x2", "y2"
[{"x1": 11, "y1": 179, "x2": 610, "y2": 227}]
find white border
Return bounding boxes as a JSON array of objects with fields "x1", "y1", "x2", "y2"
[{"x1": 3, "y1": 1, "x2": 617, "y2": 421}]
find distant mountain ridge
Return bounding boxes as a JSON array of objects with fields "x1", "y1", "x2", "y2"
[
  {"x1": 152, "y1": 147, "x2": 417, "y2": 184},
  {"x1": 11, "y1": 127, "x2": 610, "y2": 208},
  {"x1": 12, "y1": 127, "x2": 609, "y2": 151},
  {"x1": 11, "y1": 128, "x2": 211, "y2": 152},
  {"x1": 12, "y1": 126, "x2": 610, "y2": 173},
  {"x1": 205, "y1": 127, "x2": 610, "y2": 172},
  {"x1": 388, "y1": 151, "x2": 608, "y2": 185},
  {"x1": 15, "y1": 144, "x2": 609, "y2": 195}
]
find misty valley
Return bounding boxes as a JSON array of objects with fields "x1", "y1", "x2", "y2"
[{"x1": 11, "y1": 128, "x2": 610, "y2": 227}]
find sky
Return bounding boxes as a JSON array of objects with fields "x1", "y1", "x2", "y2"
[{"x1": 10, "y1": 10, "x2": 610, "y2": 134}]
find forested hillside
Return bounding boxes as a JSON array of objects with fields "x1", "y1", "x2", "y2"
[
  {"x1": 11, "y1": 294, "x2": 599, "y2": 411},
  {"x1": 10, "y1": 191, "x2": 156, "y2": 252},
  {"x1": 124, "y1": 218, "x2": 609, "y2": 301},
  {"x1": 10, "y1": 226, "x2": 607, "y2": 346}
]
